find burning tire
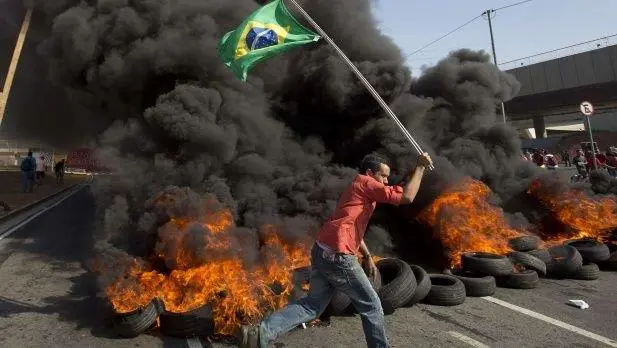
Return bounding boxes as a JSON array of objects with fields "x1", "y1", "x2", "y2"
[
  {"x1": 113, "y1": 299, "x2": 162, "y2": 338},
  {"x1": 376, "y1": 258, "x2": 416, "y2": 314},
  {"x1": 508, "y1": 235, "x2": 541, "y2": 252},
  {"x1": 159, "y1": 305, "x2": 215, "y2": 338},
  {"x1": 452, "y1": 270, "x2": 496, "y2": 297},
  {"x1": 546, "y1": 245, "x2": 583, "y2": 278},
  {"x1": 405, "y1": 265, "x2": 431, "y2": 306},
  {"x1": 496, "y1": 270, "x2": 539, "y2": 289},
  {"x1": 424, "y1": 274, "x2": 466, "y2": 306},
  {"x1": 461, "y1": 252, "x2": 513, "y2": 277},
  {"x1": 565, "y1": 239, "x2": 611, "y2": 263},
  {"x1": 507, "y1": 251, "x2": 547, "y2": 276},
  {"x1": 525, "y1": 249, "x2": 552, "y2": 265},
  {"x1": 572, "y1": 263, "x2": 600, "y2": 280}
]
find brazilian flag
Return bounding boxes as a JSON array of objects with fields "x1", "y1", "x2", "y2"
[{"x1": 217, "y1": 0, "x2": 321, "y2": 81}]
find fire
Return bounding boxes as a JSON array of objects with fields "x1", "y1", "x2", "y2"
[
  {"x1": 528, "y1": 179, "x2": 617, "y2": 242},
  {"x1": 418, "y1": 178, "x2": 523, "y2": 267},
  {"x1": 103, "y1": 193, "x2": 310, "y2": 335}
]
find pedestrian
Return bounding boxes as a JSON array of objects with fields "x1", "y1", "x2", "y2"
[
  {"x1": 236, "y1": 152, "x2": 433, "y2": 348},
  {"x1": 562, "y1": 151, "x2": 571, "y2": 167},
  {"x1": 20, "y1": 151, "x2": 36, "y2": 193},
  {"x1": 54, "y1": 159, "x2": 65, "y2": 184},
  {"x1": 36, "y1": 155, "x2": 46, "y2": 185}
]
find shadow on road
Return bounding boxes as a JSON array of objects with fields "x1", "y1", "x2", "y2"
[{"x1": 0, "y1": 185, "x2": 160, "y2": 340}]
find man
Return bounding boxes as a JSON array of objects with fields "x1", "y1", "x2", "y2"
[
  {"x1": 36, "y1": 155, "x2": 46, "y2": 185},
  {"x1": 237, "y1": 152, "x2": 433, "y2": 348},
  {"x1": 54, "y1": 159, "x2": 66, "y2": 184},
  {"x1": 20, "y1": 151, "x2": 36, "y2": 193},
  {"x1": 572, "y1": 149, "x2": 587, "y2": 177}
]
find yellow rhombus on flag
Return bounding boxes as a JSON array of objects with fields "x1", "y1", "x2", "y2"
[{"x1": 217, "y1": 0, "x2": 321, "y2": 81}]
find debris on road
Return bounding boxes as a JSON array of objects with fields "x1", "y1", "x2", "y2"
[{"x1": 567, "y1": 300, "x2": 590, "y2": 309}]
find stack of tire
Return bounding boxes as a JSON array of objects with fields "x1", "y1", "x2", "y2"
[
  {"x1": 323, "y1": 258, "x2": 470, "y2": 317},
  {"x1": 456, "y1": 250, "x2": 539, "y2": 292},
  {"x1": 509, "y1": 235, "x2": 616, "y2": 280},
  {"x1": 112, "y1": 298, "x2": 215, "y2": 338}
]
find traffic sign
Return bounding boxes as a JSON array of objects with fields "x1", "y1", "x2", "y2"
[{"x1": 580, "y1": 101, "x2": 594, "y2": 116}]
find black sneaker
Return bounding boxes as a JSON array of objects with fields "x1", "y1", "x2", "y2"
[{"x1": 235, "y1": 325, "x2": 259, "y2": 348}]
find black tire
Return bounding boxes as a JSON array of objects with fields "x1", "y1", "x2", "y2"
[
  {"x1": 405, "y1": 265, "x2": 431, "y2": 306},
  {"x1": 497, "y1": 270, "x2": 539, "y2": 289},
  {"x1": 113, "y1": 300, "x2": 160, "y2": 338},
  {"x1": 508, "y1": 251, "x2": 547, "y2": 276},
  {"x1": 526, "y1": 249, "x2": 552, "y2": 265},
  {"x1": 461, "y1": 252, "x2": 513, "y2": 277},
  {"x1": 376, "y1": 258, "x2": 417, "y2": 314},
  {"x1": 565, "y1": 239, "x2": 611, "y2": 263},
  {"x1": 452, "y1": 270, "x2": 496, "y2": 297},
  {"x1": 509, "y1": 235, "x2": 541, "y2": 252},
  {"x1": 546, "y1": 245, "x2": 583, "y2": 278},
  {"x1": 424, "y1": 274, "x2": 466, "y2": 306},
  {"x1": 159, "y1": 305, "x2": 215, "y2": 338},
  {"x1": 572, "y1": 263, "x2": 600, "y2": 280},
  {"x1": 602, "y1": 251, "x2": 617, "y2": 271},
  {"x1": 327, "y1": 291, "x2": 353, "y2": 315}
]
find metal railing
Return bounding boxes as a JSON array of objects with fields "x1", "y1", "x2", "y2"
[{"x1": 499, "y1": 35, "x2": 617, "y2": 71}]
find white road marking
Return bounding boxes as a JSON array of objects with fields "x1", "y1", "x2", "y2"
[
  {"x1": 447, "y1": 331, "x2": 490, "y2": 348},
  {"x1": 483, "y1": 296, "x2": 617, "y2": 347},
  {"x1": 0, "y1": 179, "x2": 91, "y2": 241},
  {"x1": 185, "y1": 337, "x2": 203, "y2": 348}
]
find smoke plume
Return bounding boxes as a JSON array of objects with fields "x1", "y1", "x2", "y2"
[{"x1": 25, "y1": 0, "x2": 544, "y2": 277}]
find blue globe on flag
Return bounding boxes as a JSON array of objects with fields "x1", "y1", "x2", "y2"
[{"x1": 246, "y1": 27, "x2": 279, "y2": 51}]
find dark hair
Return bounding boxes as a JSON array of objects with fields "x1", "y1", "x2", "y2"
[
  {"x1": 359, "y1": 154, "x2": 389, "y2": 174},
  {"x1": 27, "y1": 151, "x2": 33, "y2": 157}
]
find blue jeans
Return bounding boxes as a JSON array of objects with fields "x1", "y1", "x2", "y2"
[
  {"x1": 259, "y1": 244, "x2": 388, "y2": 348},
  {"x1": 21, "y1": 171, "x2": 34, "y2": 192}
]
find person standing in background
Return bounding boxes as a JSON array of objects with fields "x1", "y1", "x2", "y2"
[
  {"x1": 36, "y1": 155, "x2": 46, "y2": 185},
  {"x1": 20, "y1": 151, "x2": 36, "y2": 193},
  {"x1": 54, "y1": 159, "x2": 66, "y2": 184}
]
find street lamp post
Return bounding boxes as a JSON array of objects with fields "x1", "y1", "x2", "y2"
[{"x1": 485, "y1": 9, "x2": 507, "y2": 124}]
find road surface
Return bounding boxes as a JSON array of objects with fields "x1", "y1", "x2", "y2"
[{"x1": 0, "y1": 183, "x2": 615, "y2": 348}]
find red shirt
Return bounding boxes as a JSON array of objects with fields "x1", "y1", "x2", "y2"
[{"x1": 316, "y1": 174, "x2": 404, "y2": 255}]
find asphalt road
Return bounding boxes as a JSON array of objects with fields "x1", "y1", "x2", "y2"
[{"x1": 0, "y1": 184, "x2": 616, "y2": 348}]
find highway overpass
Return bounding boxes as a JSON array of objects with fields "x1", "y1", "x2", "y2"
[{"x1": 503, "y1": 40, "x2": 617, "y2": 138}]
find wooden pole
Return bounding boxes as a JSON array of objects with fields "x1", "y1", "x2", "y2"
[{"x1": 0, "y1": 7, "x2": 33, "y2": 127}]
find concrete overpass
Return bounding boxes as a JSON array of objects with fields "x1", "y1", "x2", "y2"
[{"x1": 503, "y1": 41, "x2": 617, "y2": 138}]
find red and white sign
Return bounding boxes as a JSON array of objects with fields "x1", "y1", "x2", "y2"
[
  {"x1": 66, "y1": 148, "x2": 109, "y2": 173},
  {"x1": 579, "y1": 101, "x2": 594, "y2": 116}
]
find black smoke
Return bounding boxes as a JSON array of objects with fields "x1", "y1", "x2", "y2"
[{"x1": 22, "y1": 0, "x2": 543, "y2": 275}]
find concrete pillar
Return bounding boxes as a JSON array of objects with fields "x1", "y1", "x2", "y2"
[{"x1": 533, "y1": 116, "x2": 547, "y2": 139}]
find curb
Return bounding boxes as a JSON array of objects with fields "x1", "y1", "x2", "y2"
[{"x1": 0, "y1": 175, "x2": 93, "y2": 223}]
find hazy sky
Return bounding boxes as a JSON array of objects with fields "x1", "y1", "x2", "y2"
[{"x1": 373, "y1": 0, "x2": 617, "y2": 75}]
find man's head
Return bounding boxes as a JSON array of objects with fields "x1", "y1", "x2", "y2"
[
  {"x1": 27, "y1": 151, "x2": 32, "y2": 157},
  {"x1": 359, "y1": 154, "x2": 391, "y2": 184}
]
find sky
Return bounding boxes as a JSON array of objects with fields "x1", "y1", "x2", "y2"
[{"x1": 372, "y1": 0, "x2": 617, "y2": 76}]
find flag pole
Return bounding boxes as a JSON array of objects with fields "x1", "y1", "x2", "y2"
[{"x1": 286, "y1": 0, "x2": 434, "y2": 170}]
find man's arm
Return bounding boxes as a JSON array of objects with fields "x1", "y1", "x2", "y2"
[
  {"x1": 398, "y1": 165, "x2": 426, "y2": 205},
  {"x1": 359, "y1": 239, "x2": 371, "y2": 259}
]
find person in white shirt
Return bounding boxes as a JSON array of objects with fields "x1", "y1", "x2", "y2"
[{"x1": 36, "y1": 155, "x2": 46, "y2": 184}]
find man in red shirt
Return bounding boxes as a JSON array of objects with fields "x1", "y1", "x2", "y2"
[{"x1": 238, "y1": 152, "x2": 433, "y2": 348}]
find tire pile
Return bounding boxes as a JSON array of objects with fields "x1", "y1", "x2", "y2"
[
  {"x1": 110, "y1": 237, "x2": 617, "y2": 337},
  {"x1": 322, "y1": 236, "x2": 617, "y2": 317}
]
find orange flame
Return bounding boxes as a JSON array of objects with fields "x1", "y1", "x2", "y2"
[
  {"x1": 418, "y1": 178, "x2": 523, "y2": 267},
  {"x1": 528, "y1": 179, "x2": 617, "y2": 242},
  {"x1": 103, "y1": 203, "x2": 310, "y2": 335}
]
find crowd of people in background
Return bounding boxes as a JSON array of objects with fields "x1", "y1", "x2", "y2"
[
  {"x1": 521, "y1": 146, "x2": 617, "y2": 180},
  {"x1": 19, "y1": 151, "x2": 66, "y2": 193}
]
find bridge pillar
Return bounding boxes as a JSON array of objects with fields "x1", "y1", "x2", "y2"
[{"x1": 533, "y1": 116, "x2": 547, "y2": 139}]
